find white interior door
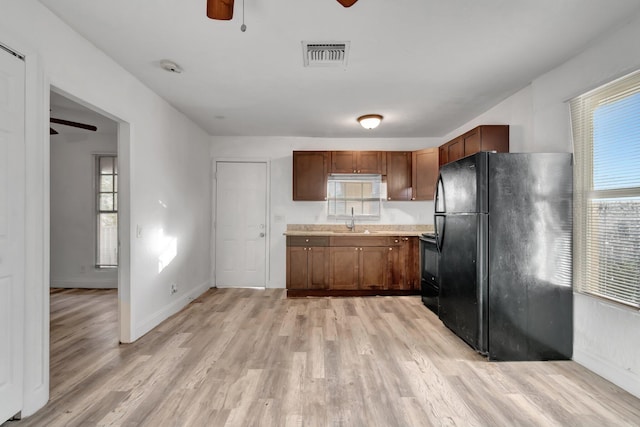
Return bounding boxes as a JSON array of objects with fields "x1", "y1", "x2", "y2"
[
  {"x1": 0, "y1": 47, "x2": 25, "y2": 422},
  {"x1": 215, "y1": 161, "x2": 268, "y2": 288}
]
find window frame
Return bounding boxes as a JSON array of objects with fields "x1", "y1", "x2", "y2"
[
  {"x1": 327, "y1": 174, "x2": 382, "y2": 220},
  {"x1": 570, "y1": 70, "x2": 640, "y2": 309},
  {"x1": 95, "y1": 154, "x2": 118, "y2": 269}
]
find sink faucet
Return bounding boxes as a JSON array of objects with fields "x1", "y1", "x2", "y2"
[{"x1": 346, "y1": 207, "x2": 355, "y2": 231}]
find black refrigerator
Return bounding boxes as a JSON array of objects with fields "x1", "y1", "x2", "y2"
[{"x1": 434, "y1": 152, "x2": 573, "y2": 361}]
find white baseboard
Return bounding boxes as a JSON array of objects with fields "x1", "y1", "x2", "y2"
[
  {"x1": 574, "y1": 348, "x2": 640, "y2": 399},
  {"x1": 50, "y1": 277, "x2": 117, "y2": 289},
  {"x1": 134, "y1": 281, "x2": 210, "y2": 341}
]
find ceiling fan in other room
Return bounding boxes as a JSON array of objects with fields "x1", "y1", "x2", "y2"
[
  {"x1": 206, "y1": 0, "x2": 358, "y2": 20},
  {"x1": 49, "y1": 117, "x2": 98, "y2": 135}
]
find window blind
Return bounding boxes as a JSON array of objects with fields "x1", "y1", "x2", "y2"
[
  {"x1": 327, "y1": 174, "x2": 381, "y2": 219},
  {"x1": 570, "y1": 70, "x2": 640, "y2": 308}
]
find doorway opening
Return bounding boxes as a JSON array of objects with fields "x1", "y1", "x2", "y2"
[{"x1": 49, "y1": 88, "x2": 132, "y2": 345}]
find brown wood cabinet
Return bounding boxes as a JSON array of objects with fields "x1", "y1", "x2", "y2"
[
  {"x1": 405, "y1": 237, "x2": 420, "y2": 289},
  {"x1": 385, "y1": 151, "x2": 412, "y2": 201},
  {"x1": 287, "y1": 234, "x2": 419, "y2": 297},
  {"x1": 439, "y1": 145, "x2": 449, "y2": 167},
  {"x1": 292, "y1": 150, "x2": 439, "y2": 203},
  {"x1": 329, "y1": 237, "x2": 390, "y2": 290},
  {"x1": 292, "y1": 151, "x2": 329, "y2": 201},
  {"x1": 286, "y1": 236, "x2": 329, "y2": 290},
  {"x1": 411, "y1": 148, "x2": 439, "y2": 200},
  {"x1": 330, "y1": 151, "x2": 384, "y2": 174},
  {"x1": 439, "y1": 125, "x2": 509, "y2": 167},
  {"x1": 329, "y1": 246, "x2": 365, "y2": 289}
]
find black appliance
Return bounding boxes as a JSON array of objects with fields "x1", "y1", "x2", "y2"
[
  {"x1": 419, "y1": 233, "x2": 439, "y2": 314},
  {"x1": 434, "y1": 152, "x2": 573, "y2": 361}
]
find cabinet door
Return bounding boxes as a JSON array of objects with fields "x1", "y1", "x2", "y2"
[
  {"x1": 411, "y1": 148, "x2": 439, "y2": 200},
  {"x1": 331, "y1": 151, "x2": 356, "y2": 173},
  {"x1": 439, "y1": 145, "x2": 449, "y2": 167},
  {"x1": 307, "y1": 246, "x2": 329, "y2": 289},
  {"x1": 360, "y1": 247, "x2": 388, "y2": 290},
  {"x1": 330, "y1": 247, "x2": 360, "y2": 289},
  {"x1": 356, "y1": 151, "x2": 383, "y2": 174},
  {"x1": 463, "y1": 128, "x2": 481, "y2": 156},
  {"x1": 448, "y1": 138, "x2": 464, "y2": 163},
  {"x1": 293, "y1": 151, "x2": 329, "y2": 201},
  {"x1": 386, "y1": 152, "x2": 412, "y2": 201},
  {"x1": 387, "y1": 241, "x2": 405, "y2": 290},
  {"x1": 287, "y1": 246, "x2": 309, "y2": 289},
  {"x1": 405, "y1": 237, "x2": 420, "y2": 290}
]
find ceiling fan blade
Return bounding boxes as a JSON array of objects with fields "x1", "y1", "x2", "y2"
[
  {"x1": 50, "y1": 117, "x2": 97, "y2": 132},
  {"x1": 50, "y1": 127, "x2": 59, "y2": 135},
  {"x1": 207, "y1": 0, "x2": 234, "y2": 20},
  {"x1": 337, "y1": 0, "x2": 358, "y2": 7}
]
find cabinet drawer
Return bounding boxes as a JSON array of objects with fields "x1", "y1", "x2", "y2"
[
  {"x1": 330, "y1": 236, "x2": 394, "y2": 247},
  {"x1": 287, "y1": 236, "x2": 329, "y2": 247}
]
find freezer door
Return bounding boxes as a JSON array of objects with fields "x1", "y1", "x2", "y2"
[
  {"x1": 438, "y1": 213, "x2": 488, "y2": 353},
  {"x1": 437, "y1": 153, "x2": 488, "y2": 214}
]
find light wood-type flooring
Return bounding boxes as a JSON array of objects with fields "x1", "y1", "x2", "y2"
[{"x1": 6, "y1": 288, "x2": 640, "y2": 426}]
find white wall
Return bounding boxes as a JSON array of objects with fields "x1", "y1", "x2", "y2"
[
  {"x1": 441, "y1": 11, "x2": 640, "y2": 398},
  {"x1": 210, "y1": 136, "x2": 439, "y2": 288},
  {"x1": 1, "y1": 0, "x2": 212, "y2": 416},
  {"x1": 50, "y1": 130, "x2": 118, "y2": 288}
]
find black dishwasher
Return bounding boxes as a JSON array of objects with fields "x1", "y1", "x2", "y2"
[{"x1": 419, "y1": 233, "x2": 439, "y2": 314}]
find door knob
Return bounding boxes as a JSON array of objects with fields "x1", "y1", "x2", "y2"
[{"x1": 259, "y1": 232, "x2": 265, "y2": 237}]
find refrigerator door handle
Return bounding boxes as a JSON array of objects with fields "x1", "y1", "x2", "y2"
[
  {"x1": 434, "y1": 174, "x2": 445, "y2": 213},
  {"x1": 434, "y1": 214, "x2": 445, "y2": 252}
]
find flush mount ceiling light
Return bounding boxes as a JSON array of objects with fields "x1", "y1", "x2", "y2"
[{"x1": 357, "y1": 114, "x2": 383, "y2": 130}]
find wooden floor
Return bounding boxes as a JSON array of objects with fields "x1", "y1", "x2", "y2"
[{"x1": 7, "y1": 288, "x2": 640, "y2": 427}]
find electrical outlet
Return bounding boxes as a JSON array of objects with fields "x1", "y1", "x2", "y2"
[{"x1": 170, "y1": 283, "x2": 178, "y2": 295}]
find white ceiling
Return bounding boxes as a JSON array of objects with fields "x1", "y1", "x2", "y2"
[{"x1": 40, "y1": 0, "x2": 640, "y2": 138}]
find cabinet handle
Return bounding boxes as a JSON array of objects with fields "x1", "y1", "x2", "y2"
[
  {"x1": 394, "y1": 239, "x2": 399, "y2": 243},
  {"x1": 355, "y1": 248, "x2": 358, "y2": 251},
  {"x1": 309, "y1": 248, "x2": 312, "y2": 251},
  {"x1": 304, "y1": 247, "x2": 307, "y2": 251},
  {"x1": 389, "y1": 248, "x2": 393, "y2": 251},
  {"x1": 357, "y1": 170, "x2": 361, "y2": 173},
  {"x1": 387, "y1": 197, "x2": 391, "y2": 200},
  {"x1": 411, "y1": 197, "x2": 416, "y2": 200},
  {"x1": 353, "y1": 169, "x2": 356, "y2": 173},
  {"x1": 305, "y1": 238, "x2": 309, "y2": 242}
]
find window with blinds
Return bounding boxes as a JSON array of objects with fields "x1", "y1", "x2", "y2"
[
  {"x1": 570, "y1": 70, "x2": 640, "y2": 309},
  {"x1": 327, "y1": 174, "x2": 381, "y2": 219}
]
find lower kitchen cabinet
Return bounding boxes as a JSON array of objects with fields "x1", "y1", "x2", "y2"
[
  {"x1": 287, "y1": 234, "x2": 420, "y2": 297},
  {"x1": 329, "y1": 246, "x2": 389, "y2": 290},
  {"x1": 328, "y1": 247, "x2": 362, "y2": 289},
  {"x1": 286, "y1": 236, "x2": 329, "y2": 290}
]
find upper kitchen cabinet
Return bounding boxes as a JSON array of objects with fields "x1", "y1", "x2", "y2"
[
  {"x1": 386, "y1": 151, "x2": 412, "y2": 201},
  {"x1": 440, "y1": 125, "x2": 509, "y2": 166},
  {"x1": 292, "y1": 151, "x2": 329, "y2": 201},
  {"x1": 331, "y1": 151, "x2": 384, "y2": 174},
  {"x1": 411, "y1": 148, "x2": 439, "y2": 200}
]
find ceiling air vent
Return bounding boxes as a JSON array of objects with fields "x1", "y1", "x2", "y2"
[{"x1": 302, "y1": 41, "x2": 350, "y2": 67}]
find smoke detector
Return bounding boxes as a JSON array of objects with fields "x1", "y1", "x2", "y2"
[
  {"x1": 302, "y1": 42, "x2": 350, "y2": 67},
  {"x1": 160, "y1": 60, "x2": 183, "y2": 73}
]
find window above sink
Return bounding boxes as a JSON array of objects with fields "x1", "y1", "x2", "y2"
[{"x1": 327, "y1": 174, "x2": 382, "y2": 219}]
